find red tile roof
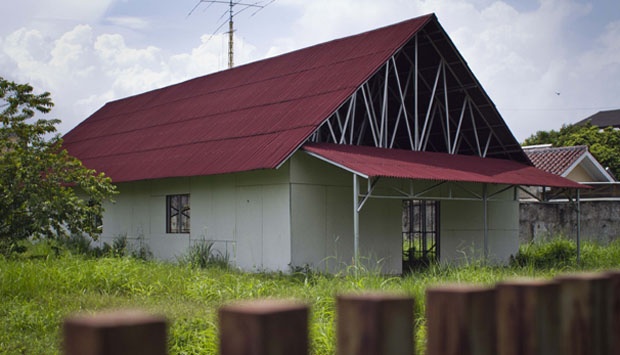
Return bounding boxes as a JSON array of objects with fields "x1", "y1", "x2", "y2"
[
  {"x1": 62, "y1": 15, "x2": 433, "y2": 183},
  {"x1": 304, "y1": 143, "x2": 583, "y2": 188},
  {"x1": 524, "y1": 145, "x2": 587, "y2": 176}
]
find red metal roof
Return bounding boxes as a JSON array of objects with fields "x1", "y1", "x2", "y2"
[
  {"x1": 303, "y1": 143, "x2": 584, "y2": 188},
  {"x1": 62, "y1": 15, "x2": 434, "y2": 183},
  {"x1": 524, "y1": 145, "x2": 587, "y2": 176}
]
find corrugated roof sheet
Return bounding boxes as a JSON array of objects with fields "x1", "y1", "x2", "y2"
[
  {"x1": 524, "y1": 145, "x2": 587, "y2": 176},
  {"x1": 303, "y1": 143, "x2": 584, "y2": 188},
  {"x1": 62, "y1": 15, "x2": 433, "y2": 183}
]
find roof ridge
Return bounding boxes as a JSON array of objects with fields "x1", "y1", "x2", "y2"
[
  {"x1": 92, "y1": 14, "x2": 436, "y2": 112},
  {"x1": 525, "y1": 145, "x2": 587, "y2": 152},
  {"x1": 80, "y1": 50, "x2": 395, "y2": 125}
]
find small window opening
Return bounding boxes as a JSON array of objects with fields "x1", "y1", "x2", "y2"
[{"x1": 167, "y1": 194, "x2": 190, "y2": 233}]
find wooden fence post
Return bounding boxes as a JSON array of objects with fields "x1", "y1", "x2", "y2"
[
  {"x1": 426, "y1": 285, "x2": 495, "y2": 355},
  {"x1": 495, "y1": 279, "x2": 560, "y2": 355},
  {"x1": 336, "y1": 293, "x2": 414, "y2": 355},
  {"x1": 555, "y1": 273, "x2": 611, "y2": 355},
  {"x1": 604, "y1": 271, "x2": 620, "y2": 355},
  {"x1": 63, "y1": 310, "x2": 167, "y2": 355},
  {"x1": 219, "y1": 299, "x2": 308, "y2": 355}
]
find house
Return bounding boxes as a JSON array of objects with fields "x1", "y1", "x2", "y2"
[
  {"x1": 520, "y1": 144, "x2": 619, "y2": 243},
  {"x1": 576, "y1": 109, "x2": 620, "y2": 129},
  {"x1": 523, "y1": 144, "x2": 614, "y2": 185},
  {"x1": 62, "y1": 14, "x2": 581, "y2": 273}
]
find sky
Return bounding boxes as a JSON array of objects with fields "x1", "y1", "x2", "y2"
[{"x1": 0, "y1": 0, "x2": 618, "y2": 141}]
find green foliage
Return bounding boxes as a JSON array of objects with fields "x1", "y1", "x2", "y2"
[
  {"x1": 522, "y1": 122, "x2": 620, "y2": 178},
  {"x1": 512, "y1": 236, "x2": 577, "y2": 268},
  {"x1": 179, "y1": 240, "x2": 229, "y2": 269},
  {"x1": 1, "y1": 239, "x2": 620, "y2": 354},
  {"x1": 65, "y1": 233, "x2": 152, "y2": 260},
  {"x1": 0, "y1": 77, "x2": 117, "y2": 250}
]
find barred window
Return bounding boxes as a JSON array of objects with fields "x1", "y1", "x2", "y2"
[{"x1": 166, "y1": 194, "x2": 190, "y2": 233}]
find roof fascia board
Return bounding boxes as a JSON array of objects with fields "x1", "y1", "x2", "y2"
[
  {"x1": 569, "y1": 152, "x2": 615, "y2": 182},
  {"x1": 561, "y1": 151, "x2": 614, "y2": 182},
  {"x1": 585, "y1": 151, "x2": 615, "y2": 181},
  {"x1": 303, "y1": 150, "x2": 369, "y2": 179}
]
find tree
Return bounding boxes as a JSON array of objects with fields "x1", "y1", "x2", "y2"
[
  {"x1": 523, "y1": 123, "x2": 620, "y2": 178},
  {"x1": 0, "y1": 77, "x2": 117, "y2": 251}
]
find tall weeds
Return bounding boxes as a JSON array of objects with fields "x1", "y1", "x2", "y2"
[{"x1": 1, "y1": 237, "x2": 620, "y2": 354}]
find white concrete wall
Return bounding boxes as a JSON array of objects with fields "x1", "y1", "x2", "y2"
[
  {"x1": 439, "y1": 185, "x2": 519, "y2": 265},
  {"x1": 99, "y1": 166, "x2": 292, "y2": 271},
  {"x1": 289, "y1": 153, "x2": 403, "y2": 274},
  {"x1": 99, "y1": 151, "x2": 520, "y2": 272}
]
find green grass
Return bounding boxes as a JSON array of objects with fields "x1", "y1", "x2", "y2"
[{"x1": 1, "y1": 237, "x2": 619, "y2": 354}]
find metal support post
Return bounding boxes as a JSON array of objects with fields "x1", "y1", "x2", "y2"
[
  {"x1": 353, "y1": 174, "x2": 360, "y2": 266},
  {"x1": 483, "y1": 184, "x2": 489, "y2": 261},
  {"x1": 576, "y1": 188, "x2": 581, "y2": 265}
]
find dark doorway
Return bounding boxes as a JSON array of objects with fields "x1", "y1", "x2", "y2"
[{"x1": 402, "y1": 200, "x2": 440, "y2": 271}]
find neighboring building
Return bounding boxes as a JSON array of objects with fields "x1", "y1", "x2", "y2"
[
  {"x1": 524, "y1": 145, "x2": 615, "y2": 184},
  {"x1": 522, "y1": 144, "x2": 617, "y2": 200},
  {"x1": 63, "y1": 14, "x2": 580, "y2": 273},
  {"x1": 576, "y1": 109, "x2": 620, "y2": 129},
  {"x1": 520, "y1": 144, "x2": 620, "y2": 243}
]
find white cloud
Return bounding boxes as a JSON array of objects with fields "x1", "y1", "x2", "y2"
[
  {"x1": 268, "y1": 0, "x2": 590, "y2": 139},
  {"x1": 271, "y1": 0, "x2": 421, "y2": 51},
  {"x1": 3, "y1": 28, "x2": 50, "y2": 69},
  {"x1": 105, "y1": 16, "x2": 150, "y2": 30},
  {"x1": 580, "y1": 20, "x2": 620, "y2": 71},
  {"x1": 50, "y1": 25, "x2": 95, "y2": 71},
  {"x1": 33, "y1": 0, "x2": 113, "y2": 23},
  {"x1": 0, "y1": 0, "x2": 618, "y2": 142},
  {"x1": 94, "y1": 33, "x2": 161, "y2": 66},
  {"x1": 0, "y1": 21, "x2": 257, "y2": 133}
]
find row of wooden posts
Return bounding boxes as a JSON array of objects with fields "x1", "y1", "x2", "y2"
[{"x1": 62, "y1": 271, "x2": 620, "y2": 355}]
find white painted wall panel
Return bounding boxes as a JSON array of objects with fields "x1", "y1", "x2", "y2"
[
  {"x1": 440, "y1": 190, "x2": 519, "y2": 265},
  {"x1": 204, "y1": 175, "x2": 236, "y2": 243},
  {"x1": 359, "y1": 198, "x2": 403, "y2": 274},
  {"x1": 236, "y1": 186, "x2": 263, "y2": 269},
  {"x1": 325, "y1": 186, "x2": 354, "y2": 269},
  {"x1": 100, "y1": 167, "x2": 292, "y2": 271},
  {"x1": 261, "y1": 185, "x2": 291, "y2": 271},
  {"x1": 290, "y1": 153, "x2": 350, "y2": 186},
  {"x1": 99, "y1": 151, "x2": 521, "y2": 272},
  {"x1": 290, "y1": 153, "x2": 402, "y2": 274},
  {"x1": 290, "y1": 184, "x2": 327, "y2": 269}
]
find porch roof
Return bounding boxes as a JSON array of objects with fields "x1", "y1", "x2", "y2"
[{"x1": 303, "y1": 143, "x2": 584, "y2": 189}]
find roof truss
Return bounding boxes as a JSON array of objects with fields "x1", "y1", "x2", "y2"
[{"x1": 309, "y1": 21, "x2": 529, "y2": 163}]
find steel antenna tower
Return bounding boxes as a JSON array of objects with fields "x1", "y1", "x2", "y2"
[{"x1": 189, "y1": 0, "x2": 274, "y2": 69}]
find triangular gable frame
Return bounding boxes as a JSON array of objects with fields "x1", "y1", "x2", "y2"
[
  {"x1": 563, "y1": 151, "x2": 615, "y2": 182},
  {"x1": 307, "y1": 18, "x2": 528, "y2": 163}
]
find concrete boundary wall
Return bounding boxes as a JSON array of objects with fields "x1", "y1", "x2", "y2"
[{"x1": 519, "y1": 200, "x2": 620, "y2": 243}]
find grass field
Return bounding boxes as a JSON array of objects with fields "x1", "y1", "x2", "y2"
[{"x1": 1, "y1": 237, "x2": 620, "y2": 354}]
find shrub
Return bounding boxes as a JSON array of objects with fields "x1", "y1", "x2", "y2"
[
  {"x1": 128, "y1": 234, "x2": 152, "y2": 261},
  {"x1": 180, "y1": 240, "x2": 229, "y2": 269},
  {"x1": 60, "y1": 234, "x2": 93, "y2": 255},
  {"x1": 512, "y1": 236, "x2": 577, "y2": 268}
]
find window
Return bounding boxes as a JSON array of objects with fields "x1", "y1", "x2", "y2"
[{"x1": 166, "y1": 194, "x2": 190, "y2": 233}]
